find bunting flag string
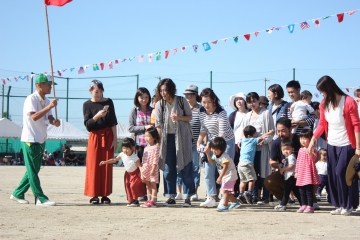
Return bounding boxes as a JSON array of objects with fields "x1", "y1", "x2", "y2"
[{"x1": 1, "y1": 9, "x2": 359, "y2": 84}]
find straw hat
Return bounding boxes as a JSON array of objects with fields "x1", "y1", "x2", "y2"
[
  {"x1": 229, "y1": 92, "x2": 246, "y2": 111},
  {"x1": 345, "y1": 154, "x2": 360, "y2": 186}
]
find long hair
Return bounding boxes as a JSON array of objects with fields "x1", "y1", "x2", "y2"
[
  {"x1": 200, "y1": 88, "x2": 221, "y2": 107},
  {"x1": 316, "y1": 75, "x2": 346, "y2": 110},
  {"x1": 156, "y1": 78, "x2": 177, "y2": 99},
  {"x1": 134, "y1": 87, "x2": 151, "y2": 108}
]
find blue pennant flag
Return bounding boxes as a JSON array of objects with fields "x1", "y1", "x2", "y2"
[
  {"x1": 288, "y1": 24, "x2": 295, "y2": 33},
  {"x1": 156, "y1": 52, "x2": 161, "y2": 61},
  {"x1": 192, "y1": 45, "x2": 198, "y2": 53},
  {"x1": 129, "y1": 57, "x2": 135, "y2": 61},
  {"x1": 19, "y1": 76, "x2": 26, "y2": 80},
  {"x1": 202, "y1": 42, "x2": 211, "y2": 51},
  {"x1": 233, "y1": 36, "x2": 239, "y2": 43},
  {"x1": 70, "y1": 67, "x2": 75, "y2": 72}
]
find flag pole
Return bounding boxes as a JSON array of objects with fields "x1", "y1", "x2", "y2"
[{"x1": 44, "y1": 4, "x2": 58, "y2": 119}]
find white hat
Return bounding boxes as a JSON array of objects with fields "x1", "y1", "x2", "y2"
[{"x1": 229, "y1": 92, "x2": 247, "y2": 110}]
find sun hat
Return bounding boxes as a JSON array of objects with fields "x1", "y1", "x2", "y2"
[
  {"x1": 345, "y1": 154, "x2": 360, "y2": 186},
  {"x1": 183, "y1": 85, "x2": 198, "y2": 94},
  {"x1": 35, "y1": 74, "x2": 57, "y2": 85},
  {"x1": 229, "y1": 92, "x2": 247, "y2": 110}
]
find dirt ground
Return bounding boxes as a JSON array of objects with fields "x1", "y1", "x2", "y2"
[{"x1": 0, "y1": 166, "x2": 359, "y2": 240}]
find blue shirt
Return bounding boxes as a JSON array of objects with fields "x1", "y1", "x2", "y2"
[{"x1": 239, "y1": 137, "x2": 259, "y2": 163}]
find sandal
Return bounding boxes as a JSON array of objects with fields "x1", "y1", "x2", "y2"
[
  {"x1": 90, "y1": 197, "x2": 99, "y2": 204},
  {"x1": 101, "y1": 196, "x2": 111, "y2": 204}
]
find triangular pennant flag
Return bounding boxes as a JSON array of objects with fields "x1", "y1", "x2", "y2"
[
  {"x1": 78, "y1": 66, "x2": 85, "y2": 74},
  {"x1": 348, "y1": 10, "x2": 357, "y2": 15},
  {"x1": 221, "y1": 38, "x2": 228, "y2": 42},
  {"x1": 108, "y1": 61, "x2": 113, "y2": 69},
  {"x1": 345, "y1": 88, "x2": 349, "y2": 92},
  {"x1": 148, "y1": 54, "x2": 153, "y2": 62},
  {"x1": 44, "y1": 72, "x2": 48, "y2": 74},
  {"x1": 70, "y1": 67, "x2": 75, "y2": 72},
  {"x1": 288, "y1": 24, "x2": 295, "y2": 33},
  {"x1": 337, "y1": 13, "x2": 344, "y2": 23},
  {"x1": 93, "y1": 64, "x2": 97, "y2": 71},
  {"x1": 254, "y1": 31, "x2": 259, "y2": 37},
  {"x1": 243, "y1": 34, "x2": 250, "y2": 41},
  {"x1": 266, "y1": 27, "x2": 274, "y2": 33},
  {"x1": 19, "y1": 76, "x2": 26, "y2": 80},
  {"x1": 1, "y1": 79, "x2": 5, "y2": 85},
  {"x1": 173, "y1": 48, "x2": 178, "y2": 55},
  {"x1": 314, "y1": 93, "x2": 319, "y2": 98},
  {"x1": 7, "y1": 78, "x2": 11, "y2": 82},
  {"x1": 323, "y1": 16, "x2": 330, "y2": 20},
  {"x1": 129, "y1": 57, "x2": 135, "y2": 61},
  {"x1": 211, "y1": 40, "x2": 218, "y2": 44},
  {"x1": 192, "y1": 45, "x2": 198, "y2": 53},
  {"x1": 45, "y1": 0, "x2": 72, "y2": 6},
  {"x1": 181, "y1": 46, "x2": 186, "y2": 51},
  {"x1": 156, "y1": 52, "x2": 161, "y2": 61},
  {"x1": 138, "y1": 55, "x2": 144, "y2": 63},
  {"x1": 62, "y1": 68, "x2": 67, "y2": 72},
  {"x1": 165, "y1": 50, "x2": 170, "y2": 59},
  {"x1": 233, "y1": 36, "x2": 239, "y2": 43},
  {"x1": 26, "y1": 75, "x2": 29, "y2": 81},
  {"x1": 14, "y1": 77, "x2": 19, "y2": 81},
  {"x1": 300, "y1": 21, "x2": 310, "y2": 30},
  {"x1": 313, "y1": 19, "x2": 320, "y2": 27},
  {"x1": 57, "y1": 70, "x2": 62, "y2": 76},
  {"x1": 202, "y1": 42, "x2": 211, "y2": 51},
  {"x1": 99, "y1": 62, "x2": 105, "y2": 70},
  {"x1": 115, "y1": 59, "x2": 119, "y2": 64},
  {"x1": 84, "y1": 65, "x2": 90, "y2": 69},
  {"x1": 275, "y1": 26, "x2": 282, "y2": 31},
  {"x1": 121, "y1": 59, "x2": 127, "y2": 63}
]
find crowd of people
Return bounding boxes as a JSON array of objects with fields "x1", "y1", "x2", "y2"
[
  {"x1": 41, "y1": 144, "x2": 86, "y2": 166},
  {"x1": 9, "y1": 74, "x2": 360, "y2": 215}
]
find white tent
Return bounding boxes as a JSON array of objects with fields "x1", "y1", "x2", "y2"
[
  {"x1": 0, "y1": 118, "x2": 22, "y2": 138},
  {"x1": 117, "y1": 121, "x2": 131, "y2": 139},
  {"x1": 47, "y1": 119, "x2": 89, "y2": 140}
]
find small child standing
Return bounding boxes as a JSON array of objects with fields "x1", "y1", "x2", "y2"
[
  {"x1": 205, "y1": 137, "x2": 240, "y2": 212},
  {"x1": 99, "y1": 138, "x2": 145, "y2": 207},
  {"x1": 237, "y1": 125, "x2": 271, "y2": 204},
  {"x1": 295, "y1": 129, "x2": 320, "y2": 213},
  {"x1": 274, "y1": 140, "x2": 302, "y2": 211},
  {"x1": 140, "y1": 127, "x2": 161, "y2": 208},
  {"x1": 316, "y1": 148, "x2": 328, "y2": 201},
  {"x1": 290, "y1": 90, "x2": 314, "y2": 134}
]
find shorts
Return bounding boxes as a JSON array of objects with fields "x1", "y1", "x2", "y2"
[
  {"x1": 221, "y1": 180, "x2": 236, "y2": 193},
  {"x1": 238, "y1": 162, "x2": 257, "y2": 183}
]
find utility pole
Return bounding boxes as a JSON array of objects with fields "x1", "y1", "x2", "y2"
[
  {"x1": 264, "y1": 78, "x2": 269, "y2": 96},
  {"x1": 1, "y1": 84, "x2": 4, "y2": 118},
  {"x1": 293, "y1": 68, "x2": 295, "y2": 80},
  {"x1": 210, "y1": 71, "x2": 213, "y2": 89}
]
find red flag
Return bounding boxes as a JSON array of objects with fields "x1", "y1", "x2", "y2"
[
  {"x1": 44, "y1": 0, "x2": 72, "y2": 6},
  {"x1": 244, "y1": 34, "x2": 250, "y2": 41},
  {"x1": 57, "y1": 70, "x2": 62, "y2": 76},
  {"x1": 1, "y1": 79, "x2": 5, "y2": 85},
  {"x1": 211, "y1": 40, "x2": 218, "y2": 44},
  {"x1": 254, "y1": 31, "x2": 259, "y2": 37},
  {"x1": 348, "y1": 10, "x2": 357, "y2": 16},
  {"x1": 26, "y1": 75, "x2": 29, "y2": 81},
  {"x1": 337, "y1": 13, "x2": 344, "y2": 23},
  {"x1": 99, "y1": 62, "x2": 105, "y2": 70},
  {"x1": 181, "y1": 46, "x2": 186, "y2": 51},
  {"x1": 165, "y1": 50, "x2": 170, "y2": 59},
  {"x1": 115, "y1": 59, "x2": 119, "y2": 64},
  {"x1": 345, "y1": 88, "x2": 349, "y2": 92}
]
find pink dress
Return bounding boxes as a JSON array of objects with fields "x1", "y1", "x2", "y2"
[
  {"x1": 295, "y1": 148, "x2": 320, "y2": 186},
  {"x1": 141, "y1": 145, "x2": 160, "y2": 183}
]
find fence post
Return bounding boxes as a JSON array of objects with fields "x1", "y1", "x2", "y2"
[
  {"x1": 66, "y1": 77, "x2": 69, "y2": 122},
  {"x1": 136, "y1": 74, "x2": 139, "y2": 90},
  {"x1": 210, "y1": 71, "x2": 213, "y2": 89}
]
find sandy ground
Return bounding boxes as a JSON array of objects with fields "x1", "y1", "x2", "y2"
[{"x1": 0, "y1": 166, "x2": 359, "y2": 240}]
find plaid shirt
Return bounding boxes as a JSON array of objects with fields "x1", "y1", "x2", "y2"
[{"x1": 135, "y1": 107, "x2": 152, "y2": 147}]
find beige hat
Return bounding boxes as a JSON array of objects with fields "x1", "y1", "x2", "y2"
[
  {"x1": 229, "y1": 92, "x2": 246, "y2": 110},
  {"x1": 345, "y1": 154, "x2": 360, "y2": 186}
]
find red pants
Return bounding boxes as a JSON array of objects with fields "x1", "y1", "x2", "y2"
[{"x1": 124, "y1": 168, "x2": 146, "y2": 203}]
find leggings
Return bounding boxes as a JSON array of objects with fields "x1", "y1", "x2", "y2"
[{"x1": 299, "y1": 184, "x2": 314, "y2": 207}]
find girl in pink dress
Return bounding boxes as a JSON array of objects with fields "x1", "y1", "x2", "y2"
[
  {"x1": 141, "y1": 127, "x2": 160, "y2": 208},
  {"x1": 295, "y1": 129, "x2": 320, "y2": 213}
]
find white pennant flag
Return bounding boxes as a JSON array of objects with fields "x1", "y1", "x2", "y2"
[{"x1": 148, "y1": 54, "x2": 153, "y2": 62}]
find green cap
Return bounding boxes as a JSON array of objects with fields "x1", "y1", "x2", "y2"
[{"x1": 35, "y1": 74, "x2": 57, "y2": 85}]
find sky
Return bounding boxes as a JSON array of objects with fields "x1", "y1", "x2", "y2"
[{"x1": 1, "y1": 0, "x2": 359, "y2": 132}]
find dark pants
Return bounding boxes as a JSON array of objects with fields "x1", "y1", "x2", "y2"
[
  {"x1": 163, "y1": 134, "x2": 195, "y2": 199},
  {"x1": 233, "y1": 144, "x2": 241, "y2": 193},
  {"x1": 316, "y1": 174, "x2": 329, "y2": 196},
  {"x1": 253, "y1": 151, "x2": 269, "y2": 199},
  {"x1": 327, "y1": 144, "x2": 359, "y2": 209},
  {"x1": 281, "y1": 176, "x2": 302, "y2": 206},
  {"x1": 299, "y1": 184, "x2": 314, "y2": 207}
]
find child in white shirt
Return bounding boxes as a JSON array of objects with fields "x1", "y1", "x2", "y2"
[
  {"x1": 290, "y1": 90, "x2": 314, "y2": 134},
  {"x1": 315, "y1": 148, "x2": 328, "y2": 201}
]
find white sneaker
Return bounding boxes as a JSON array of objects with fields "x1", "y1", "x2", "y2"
[
  {"x1": 10, "y1": 195, "x2": 29, "y2": 204},
  {"x1": 356, "y1": 206, "x2": 360, "y2": 212},
  {"x1": 330, "y1": 207, "x2": 342, "y2": 215},
  {"x1": 313, "y1": 203, "x2": 320, "y2": 210},
  {"x1": 36, "y1": 199, "x2": 56, "y2": 206},
  {"x1": 175, "y1": 192, "x2": 183, "y2": 200},
  {"x1": 199, "y1": 198, "x2": 216, "y2": 208},
  {"x1": 341, "y1": 207, "x2": 353, "y2": 216},
  {"x1": 190, "y1": 194, "x2": 198, "y2": 201}
]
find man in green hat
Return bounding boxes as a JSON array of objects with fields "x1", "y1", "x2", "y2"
[{"x1": 10, "y1": 73, "x2": 60, "y2": 206}]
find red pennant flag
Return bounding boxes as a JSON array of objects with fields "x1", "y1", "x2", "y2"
[
  {"x1": 254, "y1": 31, "x2": 259, "y2": 37},
  {"x1": 1, "y1": 79, "x2": 6, "y2": 85},
  {"x1": 108, "y1": 61, "x2": 113, "y2": 69},
  {"x1": 345, "y1": 88, "x2": 349, "y2": 92},
  {"x1": 173, "y1": 48, "x2": 178, "y2": 55},
  {"x1": 165, "y1": 50, "x2": 170, "y2": 59},
  {"x1": 348, "y1": 10, "x2": 357, "y2": 15},
  {"x1": 44, "y1": 72, "x2": 48, "y2": 74},
  {"x1": 44, "y1": 0, "x2": 72, "y2": 6},
  {"x1": 57, "y1": 70, "x2": 62, "y2": 76},
  {"x1": 337, "y1": 13, "x2": 344, "y2": 23},
  {"x1": 244, "y1": 34, "x2": 250, "y2": 41},
  {"x1": 115, "y1": 59, "x2": 119, "y2": 64},
  {"x1": 211, "y1": 40, "x2": 218, "y2": 44},
  {"x1": 14, "y1": 77, "x2": 19, "y2": 81},
  {"x1": 181, "y1": 46, "x2": 186, "y2": 51},
  {"x1": 26, "y1": 75, "x2": 29, "y2": 81},
  {"x1": 99, "y1": 62, "x2": 105, "y2": 70}
]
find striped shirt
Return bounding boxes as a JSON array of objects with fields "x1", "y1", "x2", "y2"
[
  {"x1": 281, "y1": 102, "x2": 316, "y2": 135},
  {"x1": 190, "y1": 104, "x2": 201, "y2": 146},
  {"x1": 199, "y1": 106, "x2": 234, "y2": 141}
]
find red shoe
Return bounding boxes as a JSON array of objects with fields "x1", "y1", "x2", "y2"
[
  {"x1": 143, "y1": 200, "x2": 157, "y2": 208},
  {"x1": 140, "y1": 200, "x2": 149, "y2": 207}
]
